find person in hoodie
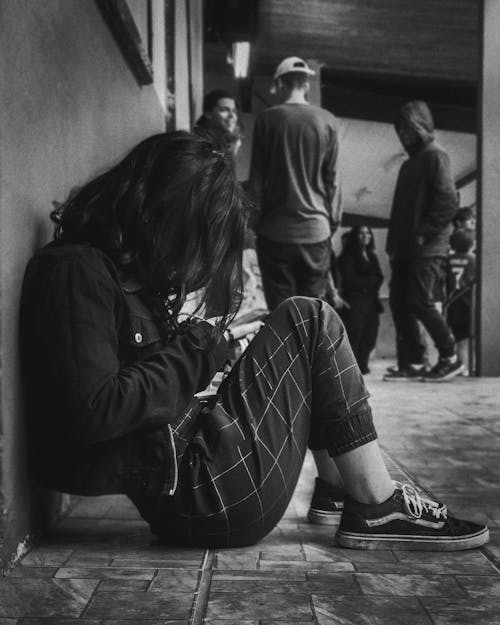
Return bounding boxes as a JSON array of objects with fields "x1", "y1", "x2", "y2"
[{"x1": 384, "y1": 101, "x2": 462, "y2": 382}]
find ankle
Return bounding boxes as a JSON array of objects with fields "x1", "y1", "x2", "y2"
[
  {"x1": 315, "y1": 476, "x2": 345, "y2": 497},
  {"x1": 347, "y1": 483, "x2": 395, "y2": 506}
]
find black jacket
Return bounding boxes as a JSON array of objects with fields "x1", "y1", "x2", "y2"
[
  {"x1": 386, "y1": 119, "x2": 458, "y2": 262},
  {"x1": 20, "y1": 243, "x2": 229, "y2": 497},
  {"x1": 338, "y1": 248, "x2": 383, "y2": 303}
]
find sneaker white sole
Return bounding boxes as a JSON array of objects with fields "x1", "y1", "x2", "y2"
[
  {"x1": 420, "y1": 363, "x2": 465, "y2": 382},
  {"x1": 336, "y1": 526, "x2": 489, "y2": 551},
  {"x1": 307, "y1": 508, "x2": 343, "y2": 525},
  {"x1": 383, "y1": 376, "x2": 421, "y2": 382}
]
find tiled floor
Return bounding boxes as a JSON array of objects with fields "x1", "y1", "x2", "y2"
[{"x1": 2, "y1": 359, "x2": 499, "y2": 624}]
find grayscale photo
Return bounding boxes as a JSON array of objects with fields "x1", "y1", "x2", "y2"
[{"x1": 0, "y1": 1, "x2": 498, "y2": 622}]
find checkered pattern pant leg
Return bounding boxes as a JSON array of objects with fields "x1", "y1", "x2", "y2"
[{"x1": 165, "y1": 297, "x2": 377, "y2": 547}]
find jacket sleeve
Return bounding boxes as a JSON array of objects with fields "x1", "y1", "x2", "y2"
[
  {"x1": 385, "y1": 164, "x2": 406, "y2": 257},
  {"x1": 321, "y1": 125, "x2": 341, "y2": 233},
  {"x1": 419, "y1": 150, "x2": 458, "y2": 240},
  {"x1": 40, "y1": 257, "x2": 229, "y2": 445},
  {"x1": 248, "y1": 115, "x2": 266, "y2": 227},
  {"x1": 371, "y1": 253, "x2": 384, "y2": 290},
  {"x1": 385, "y1": 190, "x2": 397, "y2": 256}
]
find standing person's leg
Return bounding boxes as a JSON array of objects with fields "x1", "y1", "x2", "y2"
[
  {"x1": 295, "y1": 238, "x2": 331, "y2": 300},
  {"x1": 255, "y1": 235, "x2": 297, "y2": 311},
  {"x1": 386, "y1": 261, "x2": 427, "y2": 380},
  {"x1": 408, "y1": 258, "x2": 464, "y2": 381},
  {"x1": 447, "y1": 295, "x2": 472, "y2": 374}
]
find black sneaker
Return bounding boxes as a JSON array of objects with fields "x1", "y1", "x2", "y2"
[
  {"x1": 420, "y1": 357, "x2": 464, "y2": 382},
  {"x1": 383, "y1": 365, "x2": 425, "y2": 381},
  {"x1": 336, "y1": 483, "x2": 489, "y2": 551},
  {"x1": 307, "y1": 477, "x2": 344, "y2": 525}
]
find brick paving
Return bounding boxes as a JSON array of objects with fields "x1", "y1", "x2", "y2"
[{"x1": 1, "y1": 359, "x2": 499, "y2": 624}]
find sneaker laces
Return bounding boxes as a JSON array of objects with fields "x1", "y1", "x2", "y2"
[{"x1": 400, "y1": 483, "x2": 448, "y2": 520}]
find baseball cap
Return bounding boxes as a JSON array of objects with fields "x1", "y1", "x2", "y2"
[{"x1": 270, "y1": 57, "x2": 316, "y2": 93}]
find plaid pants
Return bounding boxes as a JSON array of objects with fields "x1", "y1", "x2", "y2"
[{"x1": 133, "y1": 297, "x2": 377, "y2": 547}]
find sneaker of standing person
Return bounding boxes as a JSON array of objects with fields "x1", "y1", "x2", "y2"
[
  {"x1": 420, "y1": 355, "x2": 464, "y2": 382},
  {"x1": 307, "y1": 477, "x2": 345, "y2": 525},
  {"x1": 336, "y1": 482, "x2": 489, "y2": 551},
  {"x1": 383, "y1": 363, "x2": 426, "y2": 381}
]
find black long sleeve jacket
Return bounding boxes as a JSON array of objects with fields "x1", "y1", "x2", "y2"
[
  {"x1": 20, "y1": 243, "x2": 229, "y2": 496},
  {"x1": 386, "y1": 141, "x2": 458, "y2": 261}
]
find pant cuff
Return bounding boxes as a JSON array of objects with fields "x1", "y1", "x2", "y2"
[{"x1": 309, "y1": 408, "x2": 378, "y2": 456}]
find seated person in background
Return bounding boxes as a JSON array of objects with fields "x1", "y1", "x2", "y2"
[
  {"x1": 195, "y1": 89, "x2": 241, "y2": 157},
  {"x1": 20, "y1": 131, "x2": 488, "y2": 552},
  {"x1": 446, "y1": 229, "x2": 476, "y2": 375},
  {"x1": 338, "y1": 225, "x2": 384, "y2": 374}
]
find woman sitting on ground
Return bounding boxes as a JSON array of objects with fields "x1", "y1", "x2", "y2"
[
  {"x1": 20, "y1": 131, "x2": 488, "y2": 551},
  {"x1": 338, "y1": 225, "x2": 384, "y2": 374}
]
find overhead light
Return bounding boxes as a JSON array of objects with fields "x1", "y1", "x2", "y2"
[{"x1": 230, "y1": 41, "x2": 250, "y2": 78}]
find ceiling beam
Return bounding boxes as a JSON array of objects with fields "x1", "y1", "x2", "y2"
[
  {"x1": 321, "y1": 69, "x2": 477, "y2": 133},
  {"x1": 456, "y1": 170, "x2": 476, "y2": 189},
  {"x1": 322, "y1": 88, "x2": 476, "y2": 133},
  {"x1": 321, "y1": 68, "x2": 476, "y2": 106}
]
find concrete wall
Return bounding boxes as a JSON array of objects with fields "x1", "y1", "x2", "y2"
[{"x1": 0, "y1": 0, "x2": 168, "y2": 571}]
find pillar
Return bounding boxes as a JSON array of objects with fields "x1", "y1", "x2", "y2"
[{"x1": 477, "y1": 0, "x2": 500, "y2": 375}]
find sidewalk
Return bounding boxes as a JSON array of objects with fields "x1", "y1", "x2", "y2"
[{"x1": 1, "y1": 360, "x2": 499, "y2": 624}]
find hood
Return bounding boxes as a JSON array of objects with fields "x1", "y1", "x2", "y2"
[{"x1": 395, "y1": 100, "x2": 435, "y2": 153}]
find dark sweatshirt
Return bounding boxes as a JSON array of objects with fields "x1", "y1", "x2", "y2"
[
  {"x1": 386, "y1": 102, "x2": 458, "y2": 261},
  {"x1": 338, "y1": 248, "x2": 384, "y2": 301}
]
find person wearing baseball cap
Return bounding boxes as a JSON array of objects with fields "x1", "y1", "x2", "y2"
[
  {"x1": 249, "y1": 55, "x2": 342, "y2": 311},
  {"x1": 269, "y1": 56, "x2": 316, "y2": 93}
]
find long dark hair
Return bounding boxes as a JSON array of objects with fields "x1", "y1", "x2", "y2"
[
  {"x1": 50, "y1": 131, "x2": 249, "y2": 333},
  {"x1": 342, "y1": 225, "x2": 376, "y2": 256}
]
